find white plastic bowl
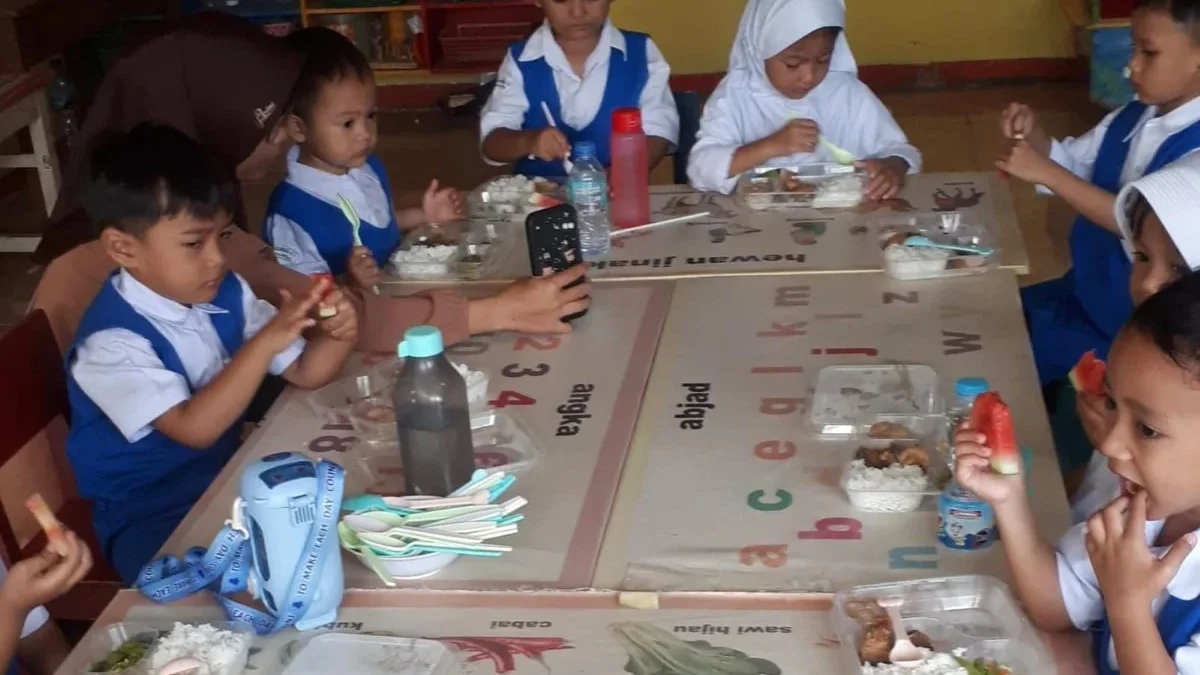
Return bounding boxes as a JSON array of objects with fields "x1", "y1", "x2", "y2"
[{"x1": 351, "y1": 549, "x2": 459, "y2": 581}]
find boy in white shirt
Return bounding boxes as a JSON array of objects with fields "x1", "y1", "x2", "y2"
[
  {"x1": 69, "y1": 124, "x2": 357, "y2": 583},
  {"x1": 480, "y1": 0, "x2": 680, "y2": 177}
]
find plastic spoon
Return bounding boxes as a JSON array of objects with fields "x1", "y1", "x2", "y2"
[
  {"x1": 877, "y1": 596, "x2": 924, "y2": 666},
  {"x1": 819, "y1": 136, "x2": 857, "y2": 165},
  {"x1": 539, "y1": 101, "x2": 574, "y2": 174},
  {"x1": 338, "y1": 523, "x2": 398, "y2": 587},
  {"x1": 336, "y1": 194, "x2": 380, "y2": 295},
  {"x1": 903, "y1": 235, "x2": 994, "y2": 257}
]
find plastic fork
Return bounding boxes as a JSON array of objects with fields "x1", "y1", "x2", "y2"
[
  {"x1": 336, "y1": 194, "x2": 380, "y2": 295},
  {"x1": 819, "y1": 136, "x2": 857, "y2": 165},
  {"x1": 903, "y1": 235, "x2": 993, "y2": 257}
]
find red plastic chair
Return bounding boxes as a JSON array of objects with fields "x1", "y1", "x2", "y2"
[{"x1": 0, "y1": 310, "x2": 121, "y2": 620}]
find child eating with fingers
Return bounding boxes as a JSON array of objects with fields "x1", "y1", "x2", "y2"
[
  {"x1": 687, "y1": 0, "x2": 921, "y2": 197},
  {"x1": 1002, "y1": 0, "x2": 1200, "y2": 389},
  {"x1": 480, "y1": 0, "x2": 679, "y2": 177},
  {"x1": 266, "y1": 27, "x2": 462, "y2": 293},
  {"x1": 955, "y1": 270, "x2": 1200, "y2": 675},
  {"x1": 69, "y1": 124, "x2": 357, "y2": 582}
]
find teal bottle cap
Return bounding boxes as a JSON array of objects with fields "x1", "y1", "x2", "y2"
[
  {"x1": 955, "y1": 377, "x2": 989, "y2": 399},
  {"x1": 397, "y1": 325, "x2": 445, "y2": 359}
]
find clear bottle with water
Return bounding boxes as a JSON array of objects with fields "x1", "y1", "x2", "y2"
[
  {"x1": 393, "y1": 326, "x2": 476, "y2": 496},
  {"x1": 567, "y1": 141, "x2": 611, "y2": 260},
  {"x1": 947, "y1": 377, "x2": 988, "y2": 464}
]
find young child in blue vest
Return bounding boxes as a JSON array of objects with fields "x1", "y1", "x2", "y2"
[
  {"x1": 479, "y1": 0, "x2": 681, "y2": 177},
  {"x1": 69, "y1": 124, "x2": 358, "y2": 583},
  {"x1": 954, "y1": 271, "x2": 1200, "y2": 675},
  {"x1": 0, "y1": 531, "x2": 91, "y2": 675},
  {"x1": 999, "y1": 0, "x2": 1200, "y2": 389},
  {"x1": 265, "y1": 27, "x2": 463, "y2": 294}
]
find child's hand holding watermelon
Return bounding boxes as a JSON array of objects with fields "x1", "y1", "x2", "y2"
[
  {"x1": 953, "y1": 393, "x2": 1025, "y2": 506},
  {"x1": 1071, "y1": 351, "x2": 1110, "y2": 448}
]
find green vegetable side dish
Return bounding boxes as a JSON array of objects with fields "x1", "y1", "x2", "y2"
[
  {"x1": 952, "y1": 655, "x2": 1016, "y2": 675},
  {"x1": 609, "y1": 621, "x2": 782, "y2": 675},
  {"x1": 89, "y1": 638, "x2": 152, "y2": 673}
]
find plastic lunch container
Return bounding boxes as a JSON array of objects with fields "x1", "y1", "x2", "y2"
[
  {"x1": 839, "y1": 418, "x2": 950, "y2": 514},
  {"x1": 388, "y1": 241, "x2": 462, "y2": 281},
  {"x1": 281, "y1": 634, "x2": 453, "y2": 675},
  {"x1": 734, "y1": 162, "x2": 866, "y2": 211},
  {"x1": 83, "y1": 621, "x2": 254, "y2": 675},
  {"x1": 875, "y1": 212, "x2": 999, "y2": 281},
  {"x1": 468, "y1": 176, "x2": 561, "y2": 222},
  {"x1": 832, "y1": 575, "x2": 1055, "y2": 674},
  {"x1": 810, "y1": 365, "x2": 941, "y2": 438}
]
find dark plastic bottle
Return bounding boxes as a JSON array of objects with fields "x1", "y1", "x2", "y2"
[{"x1": 393, "y1": 326, "x2": 475, "y2": 496}]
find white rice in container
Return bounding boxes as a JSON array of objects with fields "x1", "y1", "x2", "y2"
[
  {"x1": 843, "y1": 460, "x2": 930, "y2": 513},
  {"x1": 147, "y1": 623, "x2": 251, "y2": 675}
]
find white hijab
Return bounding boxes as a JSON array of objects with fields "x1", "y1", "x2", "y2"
[
  {"x1": 1116, "y1": 157, "x2": 1200, "y2": 269},
  {"x1": 728, "y1": 0, "x2": 858, "y2": 97}
]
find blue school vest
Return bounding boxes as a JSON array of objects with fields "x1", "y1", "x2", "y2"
[
  {"x1": 1071, "y1": 102, "x2": 1200, "y2": 341},
  {"x1": 65, "y1": 272, "x2": 246, "y2": 555},
  {"x1": 512, "y1": 31, "x2": 650, "y2": 178},
  {"x1": 1092, "y1": 594, "x2": 1200, "y2": 674},
  {"x1": 264, "y1": 154, "x2": 401, "y2": 276}
]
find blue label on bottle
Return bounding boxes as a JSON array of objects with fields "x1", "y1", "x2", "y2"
[{"x1": 937, "y1": 484, "x2": 996, "y2": 550}]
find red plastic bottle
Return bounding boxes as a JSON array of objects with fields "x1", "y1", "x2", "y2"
[{"x1": 610, "y1": 108, "x2": 650, "y2": 230}]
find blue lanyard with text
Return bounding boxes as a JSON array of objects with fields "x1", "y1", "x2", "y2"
[{"x1": 135, "y1": 460, "x2": 344, "y2": 635}]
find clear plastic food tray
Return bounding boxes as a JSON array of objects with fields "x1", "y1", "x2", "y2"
[
  {"x1": 468, "y1": 176, "x2": 563, "y2": 222},
  {"x1": 735, "y1": 162, "x2": 865, "y2": 211},
  {"x1": 84, "y1": 621, "x2": 254, "y2": 675},
  {"x1": 876, "y1": 212, "x2": 999, "y2": 281},
  {"x1": 282, "y1": 634, "x2": 453, "y2": 675},
  {"x1": 389, "y1": 242, "x2": 462, "y2": 281},
  {"x1": 839, "y1": 425, "x2": 949, "y2": 514},
  {"x1": 833, "y1": 575, "x2": 1055, "y2": 674},
  {"x1": 810, "y1": 365, "x2": 941, "y2": 437}
]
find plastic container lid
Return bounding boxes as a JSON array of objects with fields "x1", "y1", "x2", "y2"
[
  {"x1": 954, "y1": 377, "x2": 989, "y2": 400},
  {"x1": 398, "y1": 326, "x2": 444, "y2": 359},
  {"x1": 612, "y1": 107, "x2": 643, "y2": 133},
  {"x1": 281, "y1": 634, "x2": 453, "y2": 675},
  {"x1": 573, "y1": 140, "x2": 597, "y2": 159}
]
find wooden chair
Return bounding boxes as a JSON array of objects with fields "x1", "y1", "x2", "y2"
[{"x1": 0, "y1": 310, "x2": 121, "y2": 620}]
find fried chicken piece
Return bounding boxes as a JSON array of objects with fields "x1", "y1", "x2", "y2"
[
  {"x1": 897, "y1": 445, "x2": 930, "y2": 470},
  {"x1": 859, "y1": 621, "x2": 894, "y2": 665},
  {"x1": 868, "y1": 421, "x2": 916, "y2": 439}
]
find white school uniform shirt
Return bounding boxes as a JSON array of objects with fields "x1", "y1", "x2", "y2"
[
  {"x1": 71, "y1": 270, "x2": 305, "y2": 443},
  {"x1": 687, "y1": 0, "x2": 921, "y2": 194},
  {"x1": 0, "y1": 560, "x2": 49, "y2": 639},
  {"x1": 1070, "y1": 451, "x2": 1121, "y2": 523},
  {"x1": 266, "y1": 146, "x2": 393, "y2": 276},
  {"x1": 1039, "y1": 95, "x2": 1200, "y2": 196},
  {"x1": 1057, "y1": 518, "x2": 1200, "y2": 672},
  {"x1": 479, "y1": 19, "x2": 680, "y2": 164}
]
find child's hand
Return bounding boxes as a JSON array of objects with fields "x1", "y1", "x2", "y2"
[
  {"x1": 1000, "y1": 103, "x2": 1051, "y2": 155},
  {"x1": 257, "y1": 283, "x2": 323, "y2": 354},
  {"x1": 767, "y1": 119, "x2": 819, "y2": 157},
  {"x1": 316, "y1": 286, "x2": 358, "y2": 343},
  {"x1": 0, "y1": 531, "x2": 92, "y2": 614},
  {"x1": 996, "y1": 139, "x2": 1057, "y2": 185},
  {"x1": 531, "y1": 128, "x2": 570, "y2": 161},
  {"x1": 422, "y1": 179, "x2": 463, "y2": 225},
  {"x1": 1076, "y1": 390, "x2": 1110, "y2": 449},
  {"x1": 858, "y1": 158, "x2": 907, "y2": 200},
  {"x1": 346, "y1": 246, "x2": 381, "y2": 293},
  {"x1": 1087, "y1": 491, "x2": 1195, "y2": 610},
  {"x1": 953, "y1": 426, "x2": 1025, "y2": 506}
]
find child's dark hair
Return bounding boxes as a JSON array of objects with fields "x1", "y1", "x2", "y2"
[
  {"x1": 285, "y1": 27, "x2": 372, "y2": 120},
  {"x1": 81, "y1": 123, "x2": 237, "y2": 237},
  {"x1": 1136, "y1": 0, "x2": 1200, "y2": 26},
  {"x1": 1128, "y1": 270, "x2": 1200, "y2": 376}
]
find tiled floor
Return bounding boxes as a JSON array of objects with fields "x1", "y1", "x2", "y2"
[{"x1": 0, "y1": 82, "x2": 1105, "y2": 330}]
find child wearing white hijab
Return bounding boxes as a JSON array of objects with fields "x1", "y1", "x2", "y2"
[
  {"x1": 688, "y1": 0, "x2": 920, "y2": 196},
  {"x1": 1069, "y1": 154, "x2": 1200, "y2": 524}
]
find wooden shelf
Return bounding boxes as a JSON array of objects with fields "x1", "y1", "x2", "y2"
[
  {"x1": 423, "y1": 0, "x2": 534, "y2": 9},
  {"x1": 304, "y1": 4, "x2": 419, "y2": 14}
]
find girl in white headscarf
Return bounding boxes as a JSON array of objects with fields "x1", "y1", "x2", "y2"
[
  {"x1": 687, "y1": 0, "x2": 921, "y2": 196},
  {"x1": 1069, "y1": 154, "x2": 1200, "y2": 525}
]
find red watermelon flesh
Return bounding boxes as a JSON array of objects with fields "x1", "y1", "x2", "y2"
[
  {"x1": 1069, "y1": 351, "x2": 1106, "y2": 398},
  {"x1": 970, "y1": 392, "x2": 1021, "y2": 475}
]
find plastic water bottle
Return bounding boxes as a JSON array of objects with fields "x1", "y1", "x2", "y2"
[
  {"x1": 947, "y1": 377, "x2": 989, "y2": 449},
  {"x1": 567, "y1": 141, "x2": 611, "y2": 260},
  {"x1": 610, "y1": 108, "x2": 650, "y2": 230},
  {"x1": 393, "y1": 326, "x2": 475, "y2": 496}
]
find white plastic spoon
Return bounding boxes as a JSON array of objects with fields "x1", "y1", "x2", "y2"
[
  {"x1": 877, "y1": 596, "x2": 924, "y2": 666},
  {"x1": 819, "y1": 136, "x2": 857, "y2": 165}
]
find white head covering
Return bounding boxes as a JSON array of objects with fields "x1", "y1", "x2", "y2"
[
  {"x1": 728, "y1": 0, "x2": 858, "y2": 97},
  {"x1": 1116, "y1": 157, "x2": 1200, "y2": 269}
]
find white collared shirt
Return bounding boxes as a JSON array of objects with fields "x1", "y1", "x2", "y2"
[
  {"x1": 1070, "y1": 450, "x2": 1121, "y2": 523},
  {"x1": 0, "y1": 561, "x2": 49, "y2": 639},
  {"x1": 688, "y1": 71, "x2": 922, "y2": 194},
  {"x1": 1057, "y1": 518, "x2": 1200, "y2": 672},
  {"x1": 71, "y1": 270, "x2": 305, "y2": 442},
  {"x1": 479, "y1": 20, "x2": 680, "y2": 165},
  {"x1": 266, "y1": 147, "x2": 393, "y2": 275},
  {"x1": 1041, "y1": 96, "x2": 1200, "y2": 195}
]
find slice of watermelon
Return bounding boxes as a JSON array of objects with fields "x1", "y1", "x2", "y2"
[
  {"x1": 1069, "y1": 351, "x2": 1106, "y2": 398},
  {"x1": 969, "y1": 392, "x2": 1021, "y2": 475},
  {"x1": 310, "y1": 273, "x2": 337, "y2": 318}
]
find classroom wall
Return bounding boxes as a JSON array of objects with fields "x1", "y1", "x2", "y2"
[{"x1": 609, "y1": 0, "x2": 1078, "y2": 74}]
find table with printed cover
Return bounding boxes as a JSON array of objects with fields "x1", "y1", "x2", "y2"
[
  {"x1": 386, "y1": 172, "x2": 1028, "y2": 284},
  {"x1": 593, "y1": 272, "x2": 1071, "y2": 592},
  {"x1": 55, "y1": 589, "x2": 1095, "y2": 675},
  {"x1": 156, "y1": 281, "x2": 672, "y2": 590}
]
